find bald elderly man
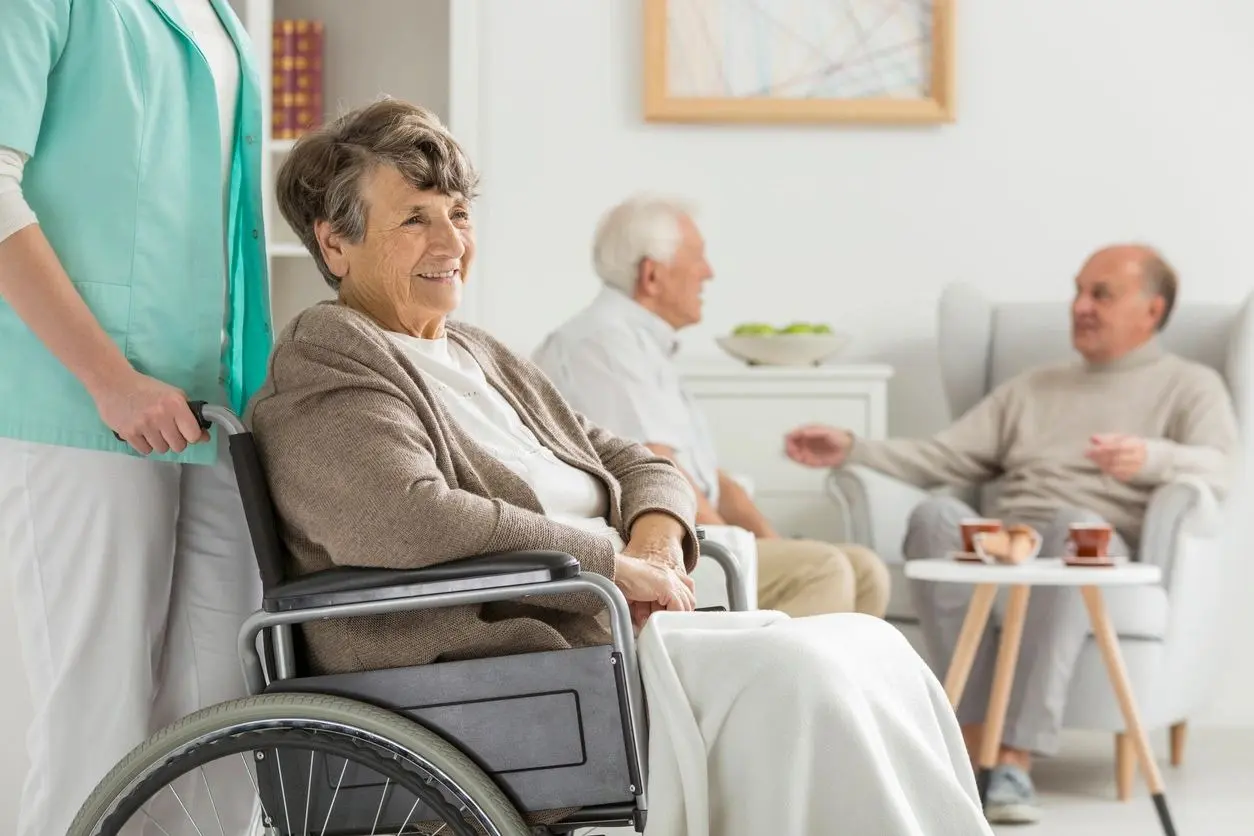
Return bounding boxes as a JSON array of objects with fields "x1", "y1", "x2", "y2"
[{"x1": 785, "y1": 245, "x2": 1241, "y2": 824}]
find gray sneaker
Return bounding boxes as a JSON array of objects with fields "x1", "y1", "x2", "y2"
[{"x1": 984, "y1": 765, "x2": 1042, "y2": 825}]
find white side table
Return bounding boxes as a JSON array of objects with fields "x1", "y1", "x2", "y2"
[{"x1": 904, "y1": 558, "x2": 1176, "y2": 836}]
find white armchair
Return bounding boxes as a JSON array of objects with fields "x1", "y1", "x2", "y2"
[{"x1": 828, "y1": 283, "x2": 1254, "y2": 795}]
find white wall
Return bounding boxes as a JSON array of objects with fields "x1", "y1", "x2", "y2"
[{"x1": 467, "y1": 0, "x2": 1254, "y2": 725}]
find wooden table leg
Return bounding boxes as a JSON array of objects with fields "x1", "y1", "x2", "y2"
[
  {"x1": 943, "y1": 583, "x2": 998, "y2": 707},
  {"x1": 1081, "y1": 586, "x2": 1177, "y2": 836},
  {"x1": 976, "y1": 584, "x2": 1030, "y2": 805}
]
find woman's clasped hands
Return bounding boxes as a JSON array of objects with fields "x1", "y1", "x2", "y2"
[{"x1": 612, "y1": 512, "x2": 696, "y2": 630}]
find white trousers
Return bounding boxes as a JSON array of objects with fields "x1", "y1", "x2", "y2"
[{"x1": 0, "y1": 433, "x2": 261, "y2": 836}]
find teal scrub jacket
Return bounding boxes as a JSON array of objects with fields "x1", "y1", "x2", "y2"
[{"x1": 0, "y1": 0, "x2": 274, "y2": 464}]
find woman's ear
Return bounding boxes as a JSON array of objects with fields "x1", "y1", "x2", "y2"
[{"x1": 314, "y1": 219, "x2": 349, "y2": 280}]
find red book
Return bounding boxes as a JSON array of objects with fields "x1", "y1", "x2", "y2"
[{"x1": 272, "y1": 20, "x2": 323, "y2": 140}]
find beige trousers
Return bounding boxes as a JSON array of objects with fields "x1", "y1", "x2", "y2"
[{"x1": 755, "y1": 538, "x2": 890, "y2": 619}]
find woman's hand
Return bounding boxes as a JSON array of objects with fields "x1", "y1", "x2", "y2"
[
  {"x1": 614, "y1": 554, "x2": 696, "y2": 630},
  {"x1": 623, "y1": 511, "x2": 687, "y2": 572},
  {"x1": 621, "y1": 511, "x2": 695, "y2": 628},
  {"x1": 92, "y1": 369, "x2": 210, "y2": 455}
]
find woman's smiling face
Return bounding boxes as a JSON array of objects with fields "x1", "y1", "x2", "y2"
[{"x1": 318, "y1": 164, "x2": 475, "y2": 339}]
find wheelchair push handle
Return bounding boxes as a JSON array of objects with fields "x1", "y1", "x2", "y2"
[{"x1": 112, "y1": 400, "x2": 248, "y2": 441}]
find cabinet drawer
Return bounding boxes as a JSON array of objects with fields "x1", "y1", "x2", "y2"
[{"x1": 693, "y1": 394, "x2": 871, "y2": 493}]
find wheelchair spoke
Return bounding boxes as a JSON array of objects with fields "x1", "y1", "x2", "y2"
[
  {"x1": 166, "y1": 783, "x2": 207, "y2": 836},
  {"x1": 274, "y1": 751, "x2": 293, "y2": 835},
  {"x1": 140, "y1": 807, "x2": 175, "y2": 836},
  {"x1": 370, "y1": 777, "x2": 392, "y2": 835},
  {"x1": 198, "y1": 767, "x2": 227, "y2": 836},
  {"x1": 304, "y1": 751, "x2": 314, "y2": 836},
  {"x1": 318, "y1": 757, "x2": 349, "y2": 836},
  {"x1": 394, "y1": 796, "x2": 421, "y2": 835},
  {"x1": 239, "y1": 753, "x2": 275, "y2": 828}
]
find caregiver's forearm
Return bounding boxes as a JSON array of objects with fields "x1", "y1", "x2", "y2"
[{"x1": 0, "y1": 223, "x2": 133, "y2": 398}]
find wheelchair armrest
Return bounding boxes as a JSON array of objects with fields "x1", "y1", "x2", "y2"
[
  {"x1": 263, "y1": 550, "x2": 580, "y2": 613},
  {"x1": 695, "y1": 526, "x2": 752, "y2": 612}
]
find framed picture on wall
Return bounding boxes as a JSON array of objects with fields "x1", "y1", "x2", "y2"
[{"x1": 643, "y1": 0, "x2": 955, "y2": 124}]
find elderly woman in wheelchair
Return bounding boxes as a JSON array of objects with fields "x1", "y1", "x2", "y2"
[{"x1": 68, "y1": 99, "x2": 992, "y2": 836}]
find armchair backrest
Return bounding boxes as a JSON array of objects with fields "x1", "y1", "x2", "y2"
[{"x1": 937, "y1": 283, "x2": 1254, "y2": 439}]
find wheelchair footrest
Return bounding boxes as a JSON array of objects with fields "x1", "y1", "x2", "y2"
[{"x1": 265, "y1": 644, "x2": 636, "y2": 816}]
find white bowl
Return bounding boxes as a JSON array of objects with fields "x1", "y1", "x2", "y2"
[{"x1": 716, "y1": 333, "x2": 849, "y2": 367}]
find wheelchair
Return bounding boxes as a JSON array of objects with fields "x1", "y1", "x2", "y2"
[{"x1": 69, "y1": 403, "x2": 751, "y2": 836}]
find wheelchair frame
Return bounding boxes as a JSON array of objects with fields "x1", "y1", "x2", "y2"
[{"x1": 202, "y1": 403, "x2": 751, "y2": 833}]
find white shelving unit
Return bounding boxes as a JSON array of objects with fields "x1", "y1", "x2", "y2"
[{"x1": 230, "y1": 0, "x2": 479, "y2": 330}]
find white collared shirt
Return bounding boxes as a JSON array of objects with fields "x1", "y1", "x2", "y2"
[{"x1": 533, "y1": 287, "x2": 722, "y2": 506}]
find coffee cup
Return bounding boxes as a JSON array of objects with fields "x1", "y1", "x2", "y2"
[
  {"x1": 1067, "y1": 522, "x2": 1113, "y2": 559},
  {"x1": 960, "y1": 518, "x2": 1003, "y2": 553}
]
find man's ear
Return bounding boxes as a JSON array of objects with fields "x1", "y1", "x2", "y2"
[
  {"x1": 1148, "y1": 295, "x2": 1166, "y2": 330},
  {"x1": 635, "y1": 258, "x2": 659, "y2": 298},
  {"x1": 315, "y1": 219, "x2": 350, "y2": 280}
]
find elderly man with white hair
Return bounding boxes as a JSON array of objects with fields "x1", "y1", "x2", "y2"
[{"x1": 534, "y1": 194, "x2": 890, "y2": 619}]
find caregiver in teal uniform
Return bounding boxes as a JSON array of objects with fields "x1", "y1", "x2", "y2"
[{"x1": 0, "y1": 0, "x2": 273, "y2": 832}]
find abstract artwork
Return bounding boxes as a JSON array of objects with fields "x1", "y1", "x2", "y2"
[{"x1": 643, "y1": 0, "x2": 955, "y2": 124}]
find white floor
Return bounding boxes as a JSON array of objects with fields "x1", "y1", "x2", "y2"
[
  {"x1": 992, "y1": 727, "x2": 1254, "y2": 835},
  {"x1": 577, "y1": 728, "x2": 1254, "y2": 836}
]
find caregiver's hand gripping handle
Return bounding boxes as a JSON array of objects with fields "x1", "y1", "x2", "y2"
[{"x1": 105, "y1": 382, "x2": 213, "y2": 455}]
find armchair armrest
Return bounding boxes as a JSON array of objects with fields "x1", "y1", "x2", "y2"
[
  {"x1": 263, "y1": 550, "x2": 580, "y2": 613},
  {"x1": 826, "y1": 465, "x2": 932, "y2": 562},
  {"x1": 1139, "y1": 476, "x2": 1223, "y2": 589}
]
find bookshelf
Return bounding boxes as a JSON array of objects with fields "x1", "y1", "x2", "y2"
[{"x1": 229, "y1": 0, "x2": 478, "y2": 330}]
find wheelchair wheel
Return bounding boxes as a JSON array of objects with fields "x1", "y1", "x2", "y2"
[{"x1": 68, "y1": 692, "x2": 530, "y2": 836}]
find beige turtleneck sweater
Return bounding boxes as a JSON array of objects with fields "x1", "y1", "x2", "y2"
[{"x1": 848, "y1": 340, "x2": 1240, "y2": 546}]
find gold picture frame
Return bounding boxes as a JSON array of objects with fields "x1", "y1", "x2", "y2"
[{"x1": 643, "y1": 0, "x2": 955, "y2": 125}]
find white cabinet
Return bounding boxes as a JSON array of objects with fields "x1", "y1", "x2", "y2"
[{"x1": 680, "y1": 360, "x2": 893, "y2": 544}]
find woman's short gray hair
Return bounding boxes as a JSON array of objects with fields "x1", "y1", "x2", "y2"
[
  {"x1": 592, "y1": 194, "x2": 696, "y2": 294},
  {"x1": 275, "y1": 98, "x2": 480, "y2": 290}
]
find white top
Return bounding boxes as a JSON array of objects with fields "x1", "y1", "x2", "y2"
[
  {"x1": 175, "y1": 0, "x2": 239, "y2": 213},
  {"x1": 0, "y1": 0, "x2": 238, "y2": 246},
  {"x1": 904, "y1": 557, "x2": 1162, "y2": 587},
  {"x1": 387, "y1": 330, "x2": 627, "y2": 550},
  {"x1": 0, "y1": 149, "x2": 34, "y2": 243},
  {"x1": 532, "y1": 287, "x2": 723, "y2": 506}
]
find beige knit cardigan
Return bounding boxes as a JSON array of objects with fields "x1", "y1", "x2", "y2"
[{"x1": 246, "y1": 301, "x2": 699, "y2": 675}]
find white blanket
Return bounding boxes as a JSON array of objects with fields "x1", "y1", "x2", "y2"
[{"x1": 637, "y1": 610, "x2": 993, "y2": 836}]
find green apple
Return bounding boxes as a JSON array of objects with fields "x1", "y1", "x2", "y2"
[
  {"x1": 733, "y1": 323, "x2": 775, "y2": 336},
  {"x1": 812, "y1": 323, "x2": 833, "y2": 334},
  {"x1": 780, "y1": 322, "x2": 817, "y2": 334}
]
